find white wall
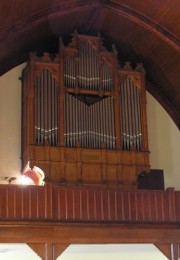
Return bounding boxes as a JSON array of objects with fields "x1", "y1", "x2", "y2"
[
  {"x1": 0, "y1": 64, "x2": 26, "y2": 183},
  {"x1": 0, "y1": 244, "x2": 168, "y2": 260},
  {"x1": 58, "y1": 244, "x2": 168, "y2": 260},
  {"x1": 0, "y1": 64, "x2": 179, "y2": 189},
  {"x1": 147, "y1": 92, "x2": 180, "y2": 189}
]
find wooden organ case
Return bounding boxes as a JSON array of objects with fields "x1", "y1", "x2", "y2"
[{"x1": 21, "y1": 33, "x2": 150, "y2": 189}]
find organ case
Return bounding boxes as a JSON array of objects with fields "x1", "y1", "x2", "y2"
[{"x1": 21, "y1": 33, "x2": 150, "y2": 189}]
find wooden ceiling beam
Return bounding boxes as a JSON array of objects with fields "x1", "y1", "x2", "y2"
[
  {"x1": 105, "y1": 1, "x2": 180, "y2": 53},
  {"x1": 0, "y1": 0, "x2": 98, "y2": 43},
  {"x1": 0, "y1": 223, "x2": 180, "y2": 244}
]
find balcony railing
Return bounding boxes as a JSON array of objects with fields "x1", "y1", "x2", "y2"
[{"x1": 0, "y1": 184, "x2": 179, "y2": 223}]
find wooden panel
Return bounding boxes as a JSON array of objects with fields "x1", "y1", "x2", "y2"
[
  {"x1": 50, "y1": 163, "x2": 61, "y2": 182},
  {"x1": 22, "y1": 187, "x2": 31, "y2": 219},
  {"x1": 175, "y1": 192, "x2": 180, "y2": 221},
  {"x1": 14, "y1": 188, "x2": 23, "y2": 219},
  {"x1": 58, "y1": 188, "x2": 67, "y2": 220},
  {"x1": 88, "y1": 189, "x2": 96, "y2": 220},
  {"x1": 34, "y1": 146, "x2": 45, "y2": 161},
  {"x1": 81, "y1": 150, "x2": 101, "y2": 163},
  {"x1": 29, "y1": 146, "x2": 150, "y2": 187},
  {"x1": 64, "y1": 148, "x2": 77, "y2": 162},
  {"x1": 106, "y1": 151, "x2": 118, "y2": 164},
  {"x1": 65, "y1": 163, "x2": 78, "y2": 183},
  {"x1": 82, "y1": 164, "x2": 102, "y2": 183},
  {"x1": 0, "y1": 186, "x2": 7, "y2": 218},
  {"x1": 106, "y1": 166, "x2": 118, "y2": 183},
  {"x1": 50, "y1": 147, "x2": 61, "y2": 161},
  {"x1": 0, "y1": 185, "x2": 179, "y2": 224},
  {"x1": 7, "y1": 188, "x2": 15, "y2": 218},
  {"x1": 66, "y1": 189, "x2": 74, "y2": 219}
]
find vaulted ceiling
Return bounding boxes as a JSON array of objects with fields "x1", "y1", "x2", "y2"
[{"x1": 0, "y1": 0, "x2": 179, "y2": 128}]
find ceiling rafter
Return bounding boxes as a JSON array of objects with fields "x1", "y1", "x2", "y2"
[
  {"x1": 0, "y1": 0, "x2": 98, "y2": 43},
  {"x1": 105, "y1": 1, "x2": 180, "y2": 53},
  {"x1": 0, "y1": 0, "x2": 179, "y2": 128}
]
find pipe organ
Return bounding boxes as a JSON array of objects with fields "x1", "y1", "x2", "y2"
[{"x1": 22, "y1": 32, "x2": 149, "y2": 189}]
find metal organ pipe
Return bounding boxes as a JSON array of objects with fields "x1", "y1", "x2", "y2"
[
  {"x1": 127, "y1": 77, "x2": 132, "y2": 148},
  {"x1": 119, "y1": 77, "x2": 142, "y2": 151},
  {"x1": 110, "y1": 97, "x2": 116, "y2": 149},
  {"x1": 62, "y1": 40, "x2": 116, "y2": 150},
  {"x1": 77, "y1": 41, "x2": 101, "y2": 90},
  {"x1": 119, "y1": 82, "x2": 125, "y2": 149},
  {"x1": 64, "y1": 93, "x2": 116, "y2": 149},
  {"x1": 35, "y1": 69, "x2": 58, "y2": 146},
  {"x1": 35, "y1": 76, "x2": 40, "y2": 144},
  {"x1": 135, "y1": 84, "x2": 142, "y2": 150},
  {"x1": 64, "y1": 40, "x2": 113, "y2": 92},
  {"x1": 64, "y1": 57, "x2": 76, "y2": 88}
]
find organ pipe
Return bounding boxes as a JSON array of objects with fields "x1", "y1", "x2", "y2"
[
  {"x1": 64, "y1": 40, "x2": 112, "y2": 91},
  {"x1": 35, "y1": 69, "x2": 58, "y2": 146},
  {"x1": 64, "y1": 93, "x2": 115, "y2": 149},
  {"x1": 119, "y1": 77, "x2": 142, "y2": 151}
]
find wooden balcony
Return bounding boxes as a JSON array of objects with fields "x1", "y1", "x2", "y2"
[
  {"x1": 0, "y1": 184, "x2": 179, "y2": 223},
  {"x1": 0, "y1": 184, "x2": 180, "y2": 259}
]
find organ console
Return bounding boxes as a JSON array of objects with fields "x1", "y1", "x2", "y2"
[{"x1": 21, "y1": 32, "x2": 150, "y2": 189}]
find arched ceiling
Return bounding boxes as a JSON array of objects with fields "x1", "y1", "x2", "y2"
[{"x1": 0, "y1": 0, "x2": 179, "y2": 128}]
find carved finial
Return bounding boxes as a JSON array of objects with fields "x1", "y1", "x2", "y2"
[
  {"x1": 59, "y1": 37, "x2": 64, "y2": 50},
  {"x1": 71, "y1": 30, "x2": 79, "y2": 48},
  {"x1": 73, "y1": 29, "x2": 78, "y2": 38},
  {"x1": 123, "y1": 61, "x2": 133, "y2": 71},
  {"x1": 135, "y1": 63, "x2": 146, "y2": 74},
  {"x1": 112, "y1": 44, "x2": 118, "y2": 56}
]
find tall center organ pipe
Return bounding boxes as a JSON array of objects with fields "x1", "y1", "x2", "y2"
[
  {"x1": 64, "y1": 93, "x2": 116, "y2": 149},
  {"x1": 35, "y1": 69, "x2": 58, "y2": 146},
  {"x1": 64, "y1": 40, "x2": 113, "y2": 91},
  {"x1": 119, "y1": 77, "x2": 142, "y2": 151}
]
